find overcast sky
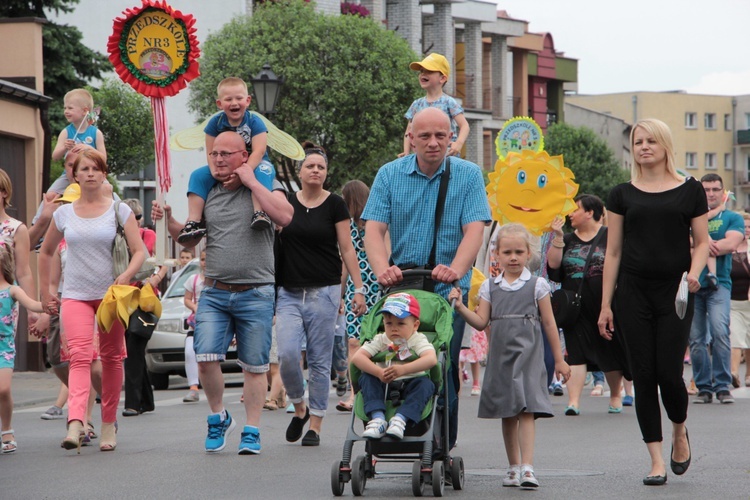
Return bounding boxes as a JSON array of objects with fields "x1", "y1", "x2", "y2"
[{"x1": 493, "y1": 0, "x2": 749, "y2": 96}]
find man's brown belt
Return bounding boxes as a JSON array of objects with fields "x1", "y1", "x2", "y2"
[{"x1": 203, "y1": 278, "x2": 265, "y2": 293}]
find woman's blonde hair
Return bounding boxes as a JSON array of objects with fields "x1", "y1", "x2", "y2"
[
  {"x1": 123, "y1": 198, "x2": 143, "y2": 216},
  {"x1": 0, "y1": 169, "x2": 12, "y2": 208},
  {"x1": 0, "y1": 243, "x2": 15, "y2": 285},
  {"x1": 630, "y1": 118, "x2": 681, "y2": 182}
]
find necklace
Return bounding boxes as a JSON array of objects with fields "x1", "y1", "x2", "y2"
[{"x1": 299, "y1": 191, "x2": 325, "y2": 213}]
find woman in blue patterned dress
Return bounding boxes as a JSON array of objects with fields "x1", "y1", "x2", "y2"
[{"x1": 336, "y1": 180, "x2": 382, "y2": 412}]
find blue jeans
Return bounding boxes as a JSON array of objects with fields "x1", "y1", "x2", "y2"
[
  {"x1": 689, "y1": 286, "x2": 732, "y2": 393},
  {"x1": 332, "y1": 314, "x2": 348, "y2": 374},
  {"x1": 446, "y1": 292, "x2": 468, "y2": 450},
  {"x1": 276, "y1": 285, "x2": 341, "y2": 418},
  {"x1": 359, "y1": 373, "x2": 434, "y2": 424},
  {"x1": 194, "y1": 284, "x2": 275, "y2": 372}
]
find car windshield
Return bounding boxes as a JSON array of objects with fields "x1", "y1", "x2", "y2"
[{"x1": 165, "y1": 262, "x2": 200, "y2": 299}]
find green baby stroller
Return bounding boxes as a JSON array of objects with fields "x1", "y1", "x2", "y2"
[{"x1": 330, "y1": 274, "x2": 465, "y2": 497}]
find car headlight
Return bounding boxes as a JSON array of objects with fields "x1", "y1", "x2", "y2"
[{"x1": 157, "y1": 318, "x2": 183, "y2": 333}]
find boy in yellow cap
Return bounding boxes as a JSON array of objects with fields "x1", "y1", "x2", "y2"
[{"x1": 400, "y1": 53, "x2": 470, "y2": 158}]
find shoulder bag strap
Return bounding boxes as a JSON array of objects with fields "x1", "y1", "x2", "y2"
[
  {"x1": 428, "y1": 158, "x2": 450, "y2": 267},
  {"x1": 576, "y1": 227, "x2": 605, "y2": 296},
  {"x1": 113, "y1": 200, "x2": 124, "y2": 233}
]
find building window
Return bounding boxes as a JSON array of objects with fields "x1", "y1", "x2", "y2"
[
  {"x1": 686, "y1": 152, "x2": 697, "y2": 169},
  {"x1": 725, "y1": 114, "x2": 731, "y2": 131},
  {"x1": 705, "y1": 153, "x2": 717, "y2": 169},
  {"x1": 685, "y1": 112, "x2": 697, "y2": 129},
  {"x1": 746, "y1": 113, "x2": 750, "y2": 129},
  {"x1": 705, "y1": 113, "x2": 716, "y2": 130},
  {"x1": 725, "y1": 153, "x2": 732, "y2": 170}
]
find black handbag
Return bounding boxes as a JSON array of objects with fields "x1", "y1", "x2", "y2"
[
  {"x1": 550, "y1": 228, "x2": 605, "y2": 330},
  {"x1": 127, "y1": 309, "x2": 159, "y2": 340},
  {"x1": 388, "y1": 159, "x2": 450, "y2": 294}
]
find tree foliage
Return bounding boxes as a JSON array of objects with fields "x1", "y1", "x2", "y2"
[
  {"x1": 0, "y1": 0, "x2": 111, "y2": 131},
  {"x1": 188, "y1": 0, "x2": 421, "y2": 191},
  {"x1": 545, "y1": 122, "x2": 629, "y2": 204},
  {"x1": 89, "y1": 78, "x2": 154, "y2": 175}
]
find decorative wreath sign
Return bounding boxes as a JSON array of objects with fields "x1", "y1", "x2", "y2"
[
  {"x1": 107, "y1": 0, "x2": 200, "y2": 98},
  {"x1": 495, "y1": 116, "x2": 544, "y2": 161}
]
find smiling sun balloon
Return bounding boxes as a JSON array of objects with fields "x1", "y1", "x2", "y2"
[{"x1": 486, "y1": 150, "x2": 579, "y2": 235}]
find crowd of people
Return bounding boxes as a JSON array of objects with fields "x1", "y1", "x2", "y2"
[{"x1": 0, "y1": 53, "x2": 746, "y2": 491}]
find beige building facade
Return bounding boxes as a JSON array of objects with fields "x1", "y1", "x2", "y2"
[
  {"x1": 568, "y1": 92, "x2": 736, "y2": 197},
  {"x1": 0, "y1": 18, "x2": 52, "y2": 370}
]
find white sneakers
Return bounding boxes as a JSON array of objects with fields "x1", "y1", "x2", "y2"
[
  {"x1": 362, "y1": 416, "x2": 407, "y2": 440},
  {"x1": 362, "y1": 418, "x2": 387, "y2": 439},
  {"x1": 385, "y1": 416, "x2": 406, "y2": 439},
  {"x1": 504, "y1": 465, "x2": 539, "y2": 488},
  {"x1": 503, "y1": 466, "x2": 520, "y2": 487}
]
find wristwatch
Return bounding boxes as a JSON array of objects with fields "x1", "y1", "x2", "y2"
[{"x1": 353, "y1": 287, "x2": 366, "y2": 295}]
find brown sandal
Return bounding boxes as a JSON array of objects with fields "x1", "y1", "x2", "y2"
[{"x1": 263, "y1": 398, "x2": 279, "y2": 411}]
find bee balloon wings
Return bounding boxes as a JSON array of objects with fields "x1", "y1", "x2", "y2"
[{"x1": 169, "y1": 111, "x2": 305, "y2": 160}]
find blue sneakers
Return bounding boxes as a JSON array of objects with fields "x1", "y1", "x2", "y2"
[
  {"x1": 205, "y1": 411, "x2": 236, "y2": 452},
  {"x1": 238, "y1": 425, "x2": 261, "y2": 455}
]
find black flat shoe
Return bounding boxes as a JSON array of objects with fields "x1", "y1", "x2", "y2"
[
  {"x1": 285, "y1": 407, "x2": 310, "y2": 442},
  {"x1": 671, "y1": 428, "x2": 691, "y2": 475},
  {"x1": 643, "y1": 473, "x2": 667, "y2": 486},
  {"x1": 122, "y1": 408, "x2": 140, "y2": 417},
  {"x1": 300, "y1": 429, "x2": 320, "y2": 446}
]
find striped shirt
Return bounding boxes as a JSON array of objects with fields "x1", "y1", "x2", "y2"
[{"x1": 362, "y1": 155, "x2": 491, "y2": 297}]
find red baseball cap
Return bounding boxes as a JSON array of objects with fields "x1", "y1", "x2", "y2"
[{"x1": 377, "y1": 293, "x2": 420, "y2": 319}]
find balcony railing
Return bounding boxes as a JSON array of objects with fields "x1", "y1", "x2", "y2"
[{"x1": 738, "y1": 129, "x2": 750, "y2": 145}]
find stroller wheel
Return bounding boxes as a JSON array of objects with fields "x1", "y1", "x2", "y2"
[
  {"x1": 351, "y1": 455, "x2": 367, "y2": 496},
  {"x1": 411, "y1": 460, "x2": 425, "y2": 497},
  {"x1": 330, "y1": 460, "x2": 345, "y2": 496},
  {"x1": 431, "y1": 460, "x2": 445, "y2": 497},
  {"x1": 449, "y1": 456, "x2": 465, "y2": 490}
]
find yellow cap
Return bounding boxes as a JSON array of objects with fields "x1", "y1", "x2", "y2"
[
  {"x1": 56, "y1": 183, "x2": 81, "y2": 204},
  {"x1": 409, "y1": 53, "x2": 450, "y2": 78}
]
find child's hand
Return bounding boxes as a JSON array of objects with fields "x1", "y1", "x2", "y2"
[
  {"x1": 448, "y1": 143, "x2": 462, "y2": 157},
  {"x1": 64, "y1": 139, "x2": 75, "y2": 151},
  {"x1": 555, "y1": 360, "x2": 571, "y2": 383},
  {"x1": 447, "y1": 286, "x2": 462, "y2": 307},
  {"x1": 383, "y1": 364, "x2": 405, "y2": 382},
  {"x1": 377, "y1": 367, "x2": 390, "y2": 384},
  {"x1": 397, "y1": 152, "x2": 407, "y2": 158}
]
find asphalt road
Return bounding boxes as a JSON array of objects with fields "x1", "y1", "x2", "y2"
[{"x1": 3, "y1": 370, "x2": 749, "y2": 499}]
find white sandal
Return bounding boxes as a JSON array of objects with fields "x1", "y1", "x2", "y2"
[{"x1": 2, "y1": 429, "x2": 17, "y2": 453}]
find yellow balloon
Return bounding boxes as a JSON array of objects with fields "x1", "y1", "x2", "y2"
[{"x1": 486, "y1": 150, "x2": 579, "y2": 235}]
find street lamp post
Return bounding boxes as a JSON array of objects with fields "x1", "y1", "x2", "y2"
[
  {"x1": 250, "y1": 63, "x2": 296, "y2": 190},
  {"x1": 250, "y1": 63, "x2": 284, "y2": 116}
]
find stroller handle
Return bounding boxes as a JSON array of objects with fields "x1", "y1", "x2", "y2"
[{"x1": 398, "y1": 269, "x2": 461, "y2": 308}]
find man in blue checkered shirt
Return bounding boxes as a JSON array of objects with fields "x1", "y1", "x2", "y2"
[{"x1": 362, "y1": 107, "x2": 490, "y2": 452}]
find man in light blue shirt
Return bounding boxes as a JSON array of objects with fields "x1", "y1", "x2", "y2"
[{"x1": 363, "y1": 107, "x2": 490, "y2": 452}]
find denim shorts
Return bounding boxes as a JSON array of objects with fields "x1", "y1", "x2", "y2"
[{"x1": 194, "y1": 284, "x2": 275, "y2": 373}]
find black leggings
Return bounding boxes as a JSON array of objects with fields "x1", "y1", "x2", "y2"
[{"x1": 614, "y1": 273, "x2": 692, "y2": 443}]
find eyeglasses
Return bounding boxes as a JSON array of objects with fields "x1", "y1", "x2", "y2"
[
  {"x1": 704, "y1": 188, "x2": 723, "y2": 193},
  {"x1": 208, "y1": 150, "x2": 244, "y2": 159}
]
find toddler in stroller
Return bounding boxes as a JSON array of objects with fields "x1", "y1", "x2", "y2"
[
  {"x1": 353, "y1": 293, "x2": 437, "y2": 441},
  {"x1": 331, "y1": 282, "x2": 464, "y2": 497}
]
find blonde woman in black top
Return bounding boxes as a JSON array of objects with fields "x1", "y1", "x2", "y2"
[{"x1": 598, "y1": 118, "x2": 709, "y2": 486}]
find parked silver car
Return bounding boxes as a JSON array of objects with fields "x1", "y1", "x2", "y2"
[{"x1": 145, "y1": 259, "x2": 239, "y2": 389}]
